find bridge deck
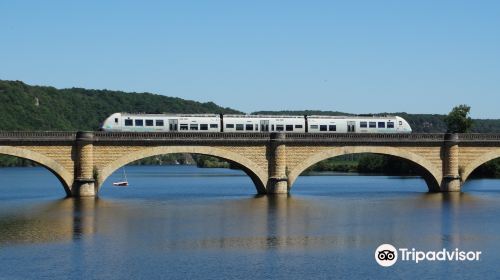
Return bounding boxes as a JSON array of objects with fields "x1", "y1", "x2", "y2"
[{"x1": 0, "y1": 132, "x2": 499, "y2": 144}]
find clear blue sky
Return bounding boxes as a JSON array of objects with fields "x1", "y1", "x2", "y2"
[{"x1": 1, "y1": 1, "x2": 499, "y2": 118}]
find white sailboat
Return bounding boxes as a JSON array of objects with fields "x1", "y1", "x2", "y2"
[{"x1": 113, "y1": 167, "x2": 129, "y2": 186}]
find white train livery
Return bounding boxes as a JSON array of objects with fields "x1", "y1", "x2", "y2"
[{"x1": 101, "y1": 113, "x2": 412, "y2": 133}]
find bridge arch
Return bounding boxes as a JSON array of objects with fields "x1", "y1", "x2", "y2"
[
  {"x1": 287, "y1": 146, "x2": 442, "y2": 192},
  {"x1": 0, "y1": 146, "x2": 73, "y2": 195},
  {"x1": 461, "y1": 149, "x2": 500, "y2": 183},
  {"x1": 97, "y1": 146, "x2": 268, "y2": 194}
]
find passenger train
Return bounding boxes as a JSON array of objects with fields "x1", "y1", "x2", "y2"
[{"x1": 101, "y1": 113, "x2": 412, "y2": 133}]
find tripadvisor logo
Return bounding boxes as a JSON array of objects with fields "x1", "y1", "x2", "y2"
[
  {"x1": 375, "y1": 244, "x2": 482, "y2": 267},
  {"x1": 375, "y1": 244, "x2": 398, "y2": 267}
]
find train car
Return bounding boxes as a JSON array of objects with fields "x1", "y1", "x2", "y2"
[
  {"x1": 101, "y1": 113, "x2": 412, "y2": 133},
  {"x1": 222, "y1": 115, "x2": 306, "y2": 133},
  {"x1": 101, "y1": 113, "x2": 220, "y2": 132},
  {"x1": 306, "y1": 115, "x2": 411, "y2": 133}
]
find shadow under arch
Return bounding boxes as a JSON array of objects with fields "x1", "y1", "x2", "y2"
[
  {"x1": 461, "y1": 149, "x2": 500, "y2": 184},
  {"x1": 287, "y1": 146, "x2": 442, "y2": 192},
  {"x1": 97, "y1": 146, "x2": 268, "y2": 194},
  {"x1": 0, "y1": 146, "x2": 73, "y2": 196}
]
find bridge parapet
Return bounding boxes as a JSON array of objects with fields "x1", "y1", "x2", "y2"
[
  {"x1": 283, "y1": 133, "x2": 447, "y2": 143},
  {"x1": 0, "y1": 131, "x2": 76, "y2": 142},
  {"x1": 1, "y1": 131, "x2": 500, "y2": 143},
  {"x1": 94, "y1": 131, "x2": 270, "y2": 140},
  {"x1": 457, "y1": 133, "x2": 500, "y2": 143},
  {"x1": 92, "y1": 132, "x2": 270, "y2": 143}
]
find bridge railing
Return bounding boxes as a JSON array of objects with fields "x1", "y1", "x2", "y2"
[
  {"x1": 93, "y1": 131, "x2": 270, "y2": 140},
  {"x1": 90, "y1": 132, "x2": 452, "y2": 144},
  {"x1": 0, "y1": 131, "x2": 76, "y2": 141},
  {"x1": 283, "y1": 133, "x2": 446, "y2": 142},
  {"x1": 92, "y1": 132, "x2": 272, "y2": 143},
  {"x1": 1, "y1": 131, "x2": 500, "y2": 143},
  {"x1": 458, "y1": 133, "x2": 500, "y2": 142}
]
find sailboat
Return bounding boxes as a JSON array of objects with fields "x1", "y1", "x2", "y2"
[{"x1": 113, "y1": 167, "x2": 129, "y2": 186}]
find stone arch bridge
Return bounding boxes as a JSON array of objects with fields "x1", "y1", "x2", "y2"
[{"x1": 1, "y1": 131, "x2": 500, "y2": 197}]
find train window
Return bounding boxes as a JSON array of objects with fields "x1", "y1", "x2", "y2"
[
  {"x1": 236, "y1": 124, "x2": 244, "y2": 131},
  {"x1": 295, "y1": 125, "x2": 303, "y2": 129},
  {"x1": 254, "y1": 124, "x2": 259, "y2": 131},
  {"x1": 146, "y1": 119, "x2": 154, "y2": 126},
  {"x1": 210, "y1": 124, "x2": 218, "y2": 128},
  {"x1": 200, "y1": 124, "x2": 208, "y2": 130},
  {"x1": 310, "y1": 125, "x2": 318, "y2": 129},
  {"x1": 378, "y1": 122, "x2": 385, "y2": 128},
  {"x1": 369, "y1": 122, "x2": 376, "y2": 128},
  {"x1": 125, "y1": 119, "x2": 133, "y2": 126},
  {"x1": 180, "y1": 124, "x2": 188, "y2": 130},
  {"x1": 271, "y1": 125, "x2": 275, "y2": 131},
  {"x1": 360, "y1": 122, "x2": 367, "y2": 128},
  {"x1": 156, "y1": 120, "x2": 164, "y2": 126},
  {"x1": 320, "y1": 125, "x2": 327, "y2": 131},
  {"x1": 399, "y1": 121, "x2": 403, "y2": 125},
  {"x1": 246, "y1": 124, "x2": 253, "y2": 131},
  {"x1": 286, "y1": 125, "x2": 293, "y2": 131},
  {"x1": 114, "y1": 118, "x2": 119, "y2": 123},
  {"x1": 276, "y1": 125, "x2": 284, "y2": 131},
  {"x1": 329, "y1": 125, "x2": 336, "y2": 131},
  {"x1": 135, "y1": 119, "x2": 144, "y2": 126},
  {"x1": 387, "y1": 122, "x2": 395, "y2": 128},
  {"x1": 226, "y1": 124, "x2": 234, "y2": 129},
  {"x1": 190, "y1": 124, "x2": 198, "y2": 130}
]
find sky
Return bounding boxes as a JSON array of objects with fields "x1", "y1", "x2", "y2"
[{"x1": 0, "y1": 1, "x2": 499, "y2": 118}]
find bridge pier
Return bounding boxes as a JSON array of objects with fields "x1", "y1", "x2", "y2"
[
  {"x1": 71, "y1": 131, "x2": 96, "y2": 197},
  {"x1": 267, "y1": 133, "x2": 288, "y2": 194},
  {"x1": 441, "y1": 133, "x2": 461, "y2": 192}
]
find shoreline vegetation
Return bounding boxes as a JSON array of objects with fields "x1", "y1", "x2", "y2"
[{"x1": 0, "y1": 79, "x2": 499, "y2": 178}]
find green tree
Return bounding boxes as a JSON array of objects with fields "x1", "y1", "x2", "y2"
[{"x1": 444, "y1": 105, "x2": 473, "y2": 133}]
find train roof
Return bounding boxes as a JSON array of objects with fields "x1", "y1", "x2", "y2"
[
  {"x1": 114, "y1": 113, "x2": 402, "y2": 120},
  {"x1": 224, "y1": 114, "x2": 304, "y2": 119},
  {"x1": 119, "y1": 113, "x2": 220, "y2": 117},
  {"x1": 307, "y1": 115, "x2": 399, "y2": 119}
]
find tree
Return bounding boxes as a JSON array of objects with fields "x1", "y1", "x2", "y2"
[{"x1": 444, "y1": 105, "x2": 473, "y2": 133}]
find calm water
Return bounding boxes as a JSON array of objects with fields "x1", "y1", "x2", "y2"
[{"x1": 0, "y1": 166, "x2": 499, "y2": 279}]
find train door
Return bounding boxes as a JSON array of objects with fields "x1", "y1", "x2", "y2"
[
  {"x1": 347, "y1": 121, "x2": 356, "y2": 133},
  {"x1": 260, "y1": 120, "x2": 269, "y2": 132},
  {"x1": 168, "y1": 119, "x2": 178, "y2": 131}
]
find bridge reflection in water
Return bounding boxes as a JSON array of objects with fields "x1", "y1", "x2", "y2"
[{"x1": 0, "y1": 192, "x2": 486, "y2": 252}]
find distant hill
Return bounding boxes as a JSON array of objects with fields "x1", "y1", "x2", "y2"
[
  {"x1": 0, "y1": 80, "x2": 241, "y2": 131},
  {"x1": 1, "y1": 79, "x2": 500, "y2": 133},
  {"x1": 252, "y1": 111, "x2": 500, "y2": 133}
]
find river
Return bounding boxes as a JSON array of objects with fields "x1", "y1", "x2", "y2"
[{"x1": 0, "y1": 165, "x2": 499, "y2": 279}]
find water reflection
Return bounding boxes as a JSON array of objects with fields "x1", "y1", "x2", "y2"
[
  {"x1": 0, "y1": 198, "x2": 104, "y2": 244},
  {"x1": 0, "y1": 192, "x2": 492, "y2": 251}
]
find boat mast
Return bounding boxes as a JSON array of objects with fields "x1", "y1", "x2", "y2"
[{"x1": 123, "y1": 167, "x2": 128, "y2": 182}]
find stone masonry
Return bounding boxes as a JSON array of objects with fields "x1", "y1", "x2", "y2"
[{"x1": 0, "y1": 132, "x2": 500, "y2": 197}]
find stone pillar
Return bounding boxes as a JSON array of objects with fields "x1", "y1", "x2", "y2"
[
  {"x1": 72, "y1": 131, "x2": 96, "y2": 197},
  {"x1": 267, "y1": 133, "x2": 288, "y2": 194},
  {"x1": 442, "y1": 133, "x2": 461, "y2": 192}
]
